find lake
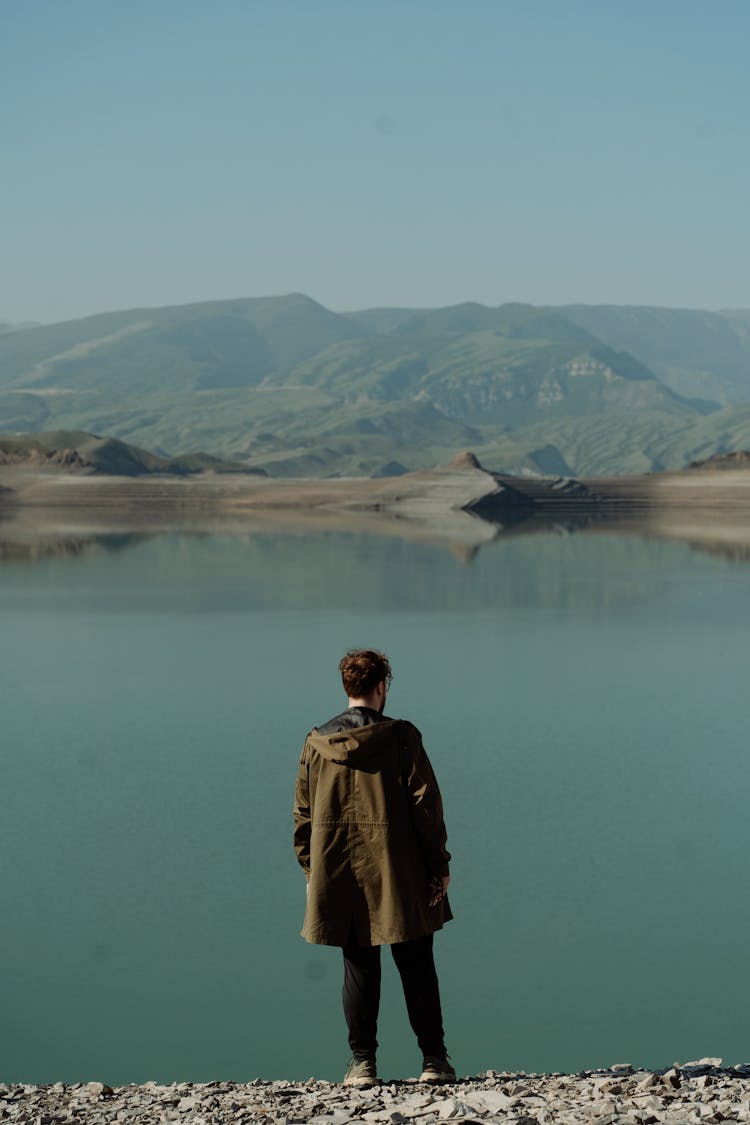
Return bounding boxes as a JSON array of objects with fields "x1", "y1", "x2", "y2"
[{"x1": 2, "y1": 516, "x2": 749, "y2": 1083}]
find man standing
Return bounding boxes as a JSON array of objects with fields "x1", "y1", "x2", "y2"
[{"x1": 293, "y1": 648, "x2": 455, "y2": 1087}]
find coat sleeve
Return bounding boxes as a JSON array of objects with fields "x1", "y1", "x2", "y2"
[
  {"x1": 293, "y1": 742, "x2": 312, "y2": 876},
  {"x1": 403, "y1": 723, "x2": 451, "y2": 878}
]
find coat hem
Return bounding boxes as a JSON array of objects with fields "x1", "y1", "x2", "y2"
[{"x1": 301, "y1": 917, "x2": 451, "y2": 947}]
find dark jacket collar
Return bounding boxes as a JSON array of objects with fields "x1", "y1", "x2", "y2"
[{"x1": 316, "y1": 705, "x2": 391, "y2": 735}]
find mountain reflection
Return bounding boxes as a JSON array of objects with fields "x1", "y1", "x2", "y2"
[
  {"x1": 1, "y1": 508, "x2": 749, "y2": 612},
  {"x1": 0, "y1": 531, "x2": 151, "y2": 564}
]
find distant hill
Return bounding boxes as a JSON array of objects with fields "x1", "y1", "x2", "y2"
[
  {"x1": 2, "y1": 295, "x2": 750, "y2": 476},
  {"x1": 0, "y1": 430, "x2": 267, "y2": 477},
  {"x1": 688, "y1": 449, "x2": 750, "y2": 470},
  {"x1": 459, "y1": 405, "x2": 750, "y2": 478},
  {"x1": 0, "y1": 293, "x2": 365, "y2": 395},
  {"x1": 560, "y1": 304, "x2": 750, "y2": 407},
  {"x1": 0, "y1": 321, "x2": 41, "y2": 335}
]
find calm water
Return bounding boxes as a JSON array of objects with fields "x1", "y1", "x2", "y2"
[{"x1": 2, "y1": 522, "x2": 749, "y2": 1083}]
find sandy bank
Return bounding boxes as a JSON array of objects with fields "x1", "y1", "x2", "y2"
[
  {"x1": 4, "y1": 1063, "x2": 750, "y2": 1124},
  {"x1": 3, "y1": 460, "x2": 750, "y2": 521},
  {"x1": 586, "y1": 468, "x2": 750, "y2": 507},
  {"x1": 0, "y1": 462, "x2": 535, "y2": 551},
  {"x1": 2, "y1": 460, "x2": 750, "y2": 559},
  {"x1": 0, "y1": 462, "x2": 527, "y2": 518}
]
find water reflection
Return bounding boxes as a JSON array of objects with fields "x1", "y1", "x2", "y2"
[
  {"x1": 0, "y1": 531, "x2": 151, "y2": 564},
  {"x1": 1, "y1": 504, "x2": 750, "y2": 566},
  {"x1": 1, "y1": 507, "x2": 749, "y2": 615}
]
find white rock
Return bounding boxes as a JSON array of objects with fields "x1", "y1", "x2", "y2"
[
  {"x1": 591, "y1": 1077, "x2": 624, "y2": 1094},
  {"x1": 633, "y1": 1094, "x2": 669, "y2": 1111},
  {"x1": 470, "y1": 1089, "x2": 513, "y2": 1112},
  {"x1": 392, "y1": 1095, "x2": 436, "y2": 1116},
  {"x1": 80, "y1": 1081, "x2": 114, "y2": 1098},
  {"x1": 588, "y1": 1098, "x2": 618, "y2": 1116},
  {"x1": 426, "y1": 1096, "x2": 471, "y2": 1118}
]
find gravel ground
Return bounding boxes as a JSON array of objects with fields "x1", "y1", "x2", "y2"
[{"x1": 4, "y1": 1061, "x2": 750, "y2": 1124}]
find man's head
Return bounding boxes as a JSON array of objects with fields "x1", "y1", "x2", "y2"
[{"x1": 339, "y1": 649, "x2": 392, "y2": 711}]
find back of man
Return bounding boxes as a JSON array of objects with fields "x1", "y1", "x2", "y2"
[{"x1": 293, "y1": 649, "x2": 455, "y2": 1086}]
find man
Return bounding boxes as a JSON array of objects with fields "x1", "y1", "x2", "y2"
[{"x1": 293, "y1": 648, "x2": 455, "y2": 1087}]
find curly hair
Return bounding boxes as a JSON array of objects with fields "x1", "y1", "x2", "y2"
[{"x1": 339, "y1": 649, "x2": 392, "y2": 699}]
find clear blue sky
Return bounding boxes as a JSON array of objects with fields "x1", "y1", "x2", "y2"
[{"x1": 3, "y1": 0, "x2": 750, "y2": 323}]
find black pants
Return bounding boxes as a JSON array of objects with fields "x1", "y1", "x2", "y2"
[{"x1": 342, "y1": 933, "x2": 446, "y2": 1061}]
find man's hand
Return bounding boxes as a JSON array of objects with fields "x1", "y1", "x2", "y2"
[{"x1": 428, "y1": 874, "x2": 450, "y2": 907}]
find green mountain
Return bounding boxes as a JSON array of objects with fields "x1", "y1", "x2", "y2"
[
  {"x1": 561, "y1": 304, "x2": 750, "y2": 407},
  {"x1": 0, "y1": 430, "x2": 266, "y2": 476},
  {"x1": 0, "y1": 321, "x2": 40, "y2": 336},
  {"x1": 2, "y1": 295, "x2": 750, "y2": 476},
  {"x1": 0, "y1": 293, "x2": 363, "y2": 395},
  {"x1": 464, "y1": 406, "x2": 750, "y2": 478}
]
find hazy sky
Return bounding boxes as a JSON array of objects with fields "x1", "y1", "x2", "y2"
[{"x1": 4, "y1": 0, "x2": 750, "y2": 324}]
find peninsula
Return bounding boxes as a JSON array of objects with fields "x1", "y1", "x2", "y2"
[{"x1": 2, "y1": 434, "x2": 750, "y2": 558}]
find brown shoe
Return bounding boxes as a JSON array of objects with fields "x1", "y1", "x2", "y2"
[
  {"x1": 419, "y1": 1055, "x2": 457, "y2": 1083},
  {"x1": 343, "y1": 1057, "x2": 380, "y2": 1087}
]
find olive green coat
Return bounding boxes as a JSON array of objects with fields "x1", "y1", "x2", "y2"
[{"x1": 293, "y1": 718, "x2": 452, "y2": 947}]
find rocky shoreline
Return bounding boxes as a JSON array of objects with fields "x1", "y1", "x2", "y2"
[
  {"x1": 4, "y1": 1061, "x2": 750, "y2": 1125},
  {"x1": 3, "y1": 453, "x2": 750, "y2": 525},
  {"x1": 2, "y1": 452, "x2": 750, "y2": 562}
]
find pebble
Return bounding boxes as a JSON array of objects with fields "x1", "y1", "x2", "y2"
[{"x1": 6, "y1": 1069, "x2": 750, "y2": 1124}]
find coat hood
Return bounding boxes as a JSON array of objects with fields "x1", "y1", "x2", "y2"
[{"x1": 307, "y1": 719, "x2": 403, "y2": 765}]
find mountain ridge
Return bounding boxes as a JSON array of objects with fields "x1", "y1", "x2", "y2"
[
  {"x1": 2, "y1": 294, "x2": 750, "y2": 477},
  {"x1": 0, "y1": 430, "x2": 266, "y2": 477}
]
